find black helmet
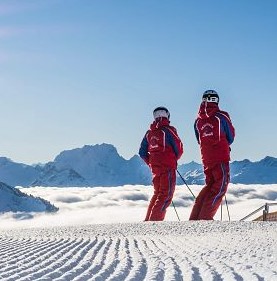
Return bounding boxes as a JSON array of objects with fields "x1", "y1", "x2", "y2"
[
  {"x1": 153, "y1": 106, "x2": 170, "y2": 120},
  {"x1": 202, "y1": 90, "x2": 219, "y2": 103}
]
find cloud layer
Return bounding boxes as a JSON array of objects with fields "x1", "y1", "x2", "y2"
[{"x1": 0, "y1": 184, "x2": 276, "y2": 228}]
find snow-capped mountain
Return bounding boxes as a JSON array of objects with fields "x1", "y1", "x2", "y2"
[
  {"x1": 0, "y1": 157, "x2": 40, "y2": 187},
  {"x1": 231, "y1": 156, "x2": 277, "y2": 184},
  {"x1": 32, "y1": 162, "x2": 89, "y2": 187},
  {"x1": 32, "y1": 144, "x2": 150, "y2": 187},
  {"x1": 0, "y1": 144, "x2": 276, "y2": 187},
  {"x1": 177, "y1": 161, "x2": 204, "y2": 185},
  {"x1": 0, "y1": 182, "x2": 58, "y2": 213},
  {"x1": 178, "y1": 156, "x2": 277, "y2": 185}
]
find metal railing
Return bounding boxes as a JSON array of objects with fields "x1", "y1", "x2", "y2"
[{"x1": 240, "y1": 202, "x2": 277, "y2": 221}]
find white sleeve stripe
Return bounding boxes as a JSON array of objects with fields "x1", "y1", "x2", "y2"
[{"x1": 215, "y1": 116, "x2": 221, "y2": 142}]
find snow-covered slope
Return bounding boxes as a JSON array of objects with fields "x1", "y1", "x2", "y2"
[
  {"x1": 0, "y1": 184, "x2": 276, "y2": 280},
  {"x1": 0, "y1": 182, "x2": 58, "y2": 213},
  {"x1": 0, "y1": 157, "x2": 40, "y2": 187},
  {"x1": 0, "y1": 222, "x2": 276, "y2": 280}
]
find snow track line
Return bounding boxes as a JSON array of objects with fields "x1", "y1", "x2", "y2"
[
  {"x1": 156, "y1": 238, "x2": 188, "y2": 280},
  {"x1": 37, "y1": 239, "x2": 92, "y2": 280},
  {"x1": 147, "y1": 238, "x2": 182, "y2": 281},
  {"x1": 78, "y1": 239, "x2": 112, "y2": 280},
  {"x1": 86, "y1": 238, "x2": 121, "y2": 281},
  {"x1": 139, "y1": 238, "x2": 166, "y2": 280},
  {"x1": 53, "y1": 238, "x2": 100, "y2": 280},
  {"x1": 123, "y1": 238, "x2": 147, "y2": 281},
  {"x1": 24, "y1": 238, "x2": 90, "y2": 280},
  {"x1": 170, "y1": 236, "x2": 229, "y2": 280},
  {"x1": 168, "y1": 235, "x2": 265, "y2": 281},
  {"x1": 0, "y1": 237, "x2": 38, "y2": 262},
  {"x1": 1, "y1": 238, "x2": 58, "y2": 264},
  {"x1": 0, "y1": 238, "x2": 64, "y2": 277},
  {"x1": 0, "y1": 222, "x2": 276, "y2": 281},
  {"x1": 109, "y1": 238, "x2": 134, "y2": 280},
  {"x1": 104, "y1": 238, "x2": 133, "y2": 281},
  {"x1": 170, "y1": 236, "x2": 241, "y2": 280},
  {"x1": 100, "y1": 237, "x2": 133, "y2": 281},
  {"x1": 155, "y1": 237, "x2": 197, "y2": 281},
  {"x1": 0, "y1": 238, "x2": 75, "y2": 280}
]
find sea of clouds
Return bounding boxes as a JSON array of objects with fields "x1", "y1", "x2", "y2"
[{"x1": 0, "y1": 184, "x2": 276, "y2": 229}]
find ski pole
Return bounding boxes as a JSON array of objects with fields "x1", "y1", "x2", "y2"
[
  {"x1": 171, "y1": 201, "x2": 180, "y2": 221},
  {"x1": 220, "y1": 201, "x2": 223, "y2": 221},
  {"x1": 177, "y1": 170, "x2": 196, "y2": 199},
  {"x1": 225, "y1": 195, "x2": 231, "y2": 221}
]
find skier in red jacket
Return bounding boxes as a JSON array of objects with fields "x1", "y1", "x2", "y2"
[
  {"x1": 189, "y1": 90, "x2": 235, "y2": 220},
  {"x1": 139, "y1": 106, "x2": 183, "y2": 221}
]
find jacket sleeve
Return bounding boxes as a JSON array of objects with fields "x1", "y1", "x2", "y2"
[
  {"x1": 165, "y1": 127, "x2": 184, "y2": 160},
  {"x1": 194, "y1": 120, "x2": 200, "y2": 144},
  {"x1": 138, "y1": 132, "x2": 150, "y2": 165},
  {"x1": 217, "y1": 112, "x2": 235, "y2": 145}
]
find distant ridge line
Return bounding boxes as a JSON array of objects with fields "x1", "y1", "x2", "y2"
[{"x1": 0, "y1": 144, "x2": 276, "y2": 187}]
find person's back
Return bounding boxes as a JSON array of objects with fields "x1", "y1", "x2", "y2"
[
  {"x1": 194, "y1": 100, "x2": 235, "y2": 165},
  {"x1": 139, "y1": 106, "x2": 183, "y2": 221},
  {"x1": 141, "y1": 116, "x2": 181, "y2": 170},
  {"x1": 190, "y1": 90, "x2": 235, "y2": 220}
]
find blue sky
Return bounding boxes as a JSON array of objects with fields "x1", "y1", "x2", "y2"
[{"x1": 0, "y1": 0, "x2": 276, "y2": 165}]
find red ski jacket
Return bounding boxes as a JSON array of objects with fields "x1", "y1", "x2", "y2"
[
  {"x1": 139, "y1": 118, "x2": 183, "y2": 170},
  {"x1": 194, "y1": 102, "x2": 235, "y2": 166}
]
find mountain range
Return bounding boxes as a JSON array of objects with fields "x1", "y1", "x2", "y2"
[
  {"x1": 0, "y1": 181, "x2": 58, "y2": 214},
  {"x1": 0, "y1": 143, "x2": 276, "y2": 187}
]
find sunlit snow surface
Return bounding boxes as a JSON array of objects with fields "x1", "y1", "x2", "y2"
[{"x1": 0, "y1": 184, "x2": 277, "y2": 280}]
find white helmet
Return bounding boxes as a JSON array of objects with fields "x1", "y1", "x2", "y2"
[
  {"x1": 202, "y1": 90, "x2": 219, "y2": 103},
  {"x1": 153, "y1": 106, "x2": 170, "y2": 120}
]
